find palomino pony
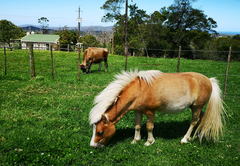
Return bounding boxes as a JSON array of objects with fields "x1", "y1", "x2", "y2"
[{"x1": 89, "y1": 70, "x2": 226, "y2": 148}]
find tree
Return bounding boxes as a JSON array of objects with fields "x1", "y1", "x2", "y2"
[
  {"x1": 101, "y1": 0, "x2": 217, "y2": 58},
  {"x1": 145, "y1": 10, "x2": 172, "y2": 57},
  {"x1": 155, "y1": 0, "x2": 217, "y2": 58},
  {"x1": 188, "y1": 30, "x2": 212, "y2": 59},
  {"x1": 203, "y1": 36, "x2": 240, "y2": 61},
  {"x1": 165, "y1": 0, "x2": 217, "y2": 46},
  {"x1": 101, "y1": 0, "x2": 125, "y2": 23},
  {"x1": 0, "y1": 20, "x2": 25, "y2": 50},
  {"x1": 167, "y1": 5, "x2": 217, "y2": 32},
  {"x1": 38, "y1": 17, "x2": 49, "y2": 34},
  {"x1": 108, "y1": 3, "x2": 150, "y2": 56},
  {"x1": 58, "y1": 26, "x2": 78, "y2": 51},
  {"x1": 128, "y1": 4, "x2": 150, "y2": 56},
  {"x1": 80, "y1": 35, "x2": 100, "y2": 47},
  {"x1": 233, "y1": 34, "x2": 240, "y2": 41}
]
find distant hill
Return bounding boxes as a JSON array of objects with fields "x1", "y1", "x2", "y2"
[
  {"x1": 19, "y1": 25, "x2": 113, "y2": 32},
  {"x1": 218, "y1": 31, "x2": 240, "y2": 36},
  {"x1": 80, "y1": 26, "x2": 113, "y2": 32},
  {"x1": 19, "y1": 25, "x2": 55, "y2": 32},
  {"x1": 50, "y1": 26, "x2": 113, "y2": 31},
  {"x1": 20, "y1": 25, "x2": 42, "y2": 31}
]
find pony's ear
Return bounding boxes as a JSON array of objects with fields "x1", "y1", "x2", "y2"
[{"x1": 101, "y1": 114, "x2": 108, "y2": 125}]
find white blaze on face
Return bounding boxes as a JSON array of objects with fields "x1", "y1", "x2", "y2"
[
  {"x1": 90, "y1": 124, "x2": 98, "y2": 147},
  {"x1": 90, "y1": 114, "x2": 109, "y2": 147}
]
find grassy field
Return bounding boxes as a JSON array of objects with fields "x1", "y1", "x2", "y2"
[{"x1": 0, "y1": 49, "x2": 240, "y2": 165}]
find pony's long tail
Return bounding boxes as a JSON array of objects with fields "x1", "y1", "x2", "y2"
[{"x1": 194, "y1": 78, "x2": 226, "y2": 143}]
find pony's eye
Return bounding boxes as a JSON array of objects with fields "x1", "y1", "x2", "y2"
[{"x1": 97, "y1": 131, "x2": 104, "y2": 136}]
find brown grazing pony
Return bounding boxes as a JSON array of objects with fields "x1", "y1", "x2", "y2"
[
  {"x1": 89, "y1": 70, "x2": 226, "y2": 148},
  {"x1": 80, "y1": 47, "x2": 108, "y2": 74}
]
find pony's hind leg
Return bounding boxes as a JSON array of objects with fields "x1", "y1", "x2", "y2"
[
  {"x1": 145, "y1": 111, "x2": 156, "y2": 146},
  {"x1": 131, "y1": 111, "x2": 142, "y2": 144},
  {"x1": 98, "y1": 62, "x2": 102, "y2": 72},
  {"x1": 181, "y1": 108, "x2": 204, "y2": 144},
  {"x1": 104, "y1": 59, "x2": 108, "y2": 71},
  {"x1": 87, "y1": 62, "x2": 93, "y2": 73}
]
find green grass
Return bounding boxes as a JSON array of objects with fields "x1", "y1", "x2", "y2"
[{"x1": 0, "y1": 49, "x2": 240, "y2": 165}]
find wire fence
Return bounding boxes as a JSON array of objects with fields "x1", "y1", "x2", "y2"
[
  {"x1": 1, "y1": 41, "x2": 240, "y2": 61},
  {"x1": 1, "y1": 44, "x2": 240, "y2": 100}
]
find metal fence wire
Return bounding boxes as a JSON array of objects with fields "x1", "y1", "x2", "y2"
[{"x1": 1, "y1": 45, "x2": 240, "y2": 100}]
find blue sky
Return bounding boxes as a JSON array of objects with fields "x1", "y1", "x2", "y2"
[{"x1": 1, "y1": 0, "x2": 240, "y2": 32}]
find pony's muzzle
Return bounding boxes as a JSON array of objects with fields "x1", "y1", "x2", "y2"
[{"x1": 90, "y1": 142, "x2": 104, "y2": 148}]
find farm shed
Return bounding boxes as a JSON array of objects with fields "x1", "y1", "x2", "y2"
[{"x1": 21, "y1": 33, "x2": 59, "y2": 50}]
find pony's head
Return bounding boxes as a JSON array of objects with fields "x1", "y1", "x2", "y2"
[
  {"x1": 90, "y1": 114, "x2": 116, "y2": 148},
  {"x1": 80, "y1": 64, "x2": 89, "y2": 74}
]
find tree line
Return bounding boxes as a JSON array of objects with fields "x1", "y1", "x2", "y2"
[{"x1": 101, "y1": 0, "x2": 240, "y2": 60}]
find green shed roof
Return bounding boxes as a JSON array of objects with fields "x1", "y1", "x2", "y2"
[{"x1": 21, "y1": 34, "x2": 59, "y2": 44}]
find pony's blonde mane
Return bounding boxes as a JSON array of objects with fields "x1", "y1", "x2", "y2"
[{"x1": 89, "y1": 69, "x2": 162, "y2": 125}]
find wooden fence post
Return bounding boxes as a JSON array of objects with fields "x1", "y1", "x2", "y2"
[
  {"x1": 50, "y1": 45, "x2": 54, "y2": 80},
  {"x1": 124, "y1": 0, "x2": 128, "y2": 71},
  {"x1": 29, "y1": 43, "x2": 36, "y2": 79},
  {"x1": 223, "y1": 46, "x2": 231, "y2": 101},
  {"x1": 177, "y1": 46, "x2": 181, "y2": 73},
  {"x1": 4, "y1": 47, "x2": 7, "y2": 76},
  {"x1": 78, "y1": 44, "x2": 81, "y2": 80}
]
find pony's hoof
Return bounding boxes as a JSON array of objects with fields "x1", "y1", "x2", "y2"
[
  {"x1": 181, "y1": 135, "x2": 190, "y2": 144},
  {"x1": 131, "y1": 140, "x2": 137, "y2": 144},
  {"x1": 131, "y1": 138, "x2": 141, "y2": 144},
  {"x1": 144, "y1": 140, "x2": 155, "y2": 146},
  {"x1": 180, "y1": 140, "x2": 188, "y2": 144},
  {"x1": 180, "y1": 139, "x2": 188, "y2": 144}
]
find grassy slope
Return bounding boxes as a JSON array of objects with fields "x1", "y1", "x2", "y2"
[{"x1": 0, "y1": 49, "x2": 239, "y2": 165}]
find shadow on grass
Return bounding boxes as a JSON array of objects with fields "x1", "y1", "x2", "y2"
[
  {"x1": 109, "y1": 120, "x2": 190, "y2": 146},
  {"x1": 83, "y1": 69, "x2": 107, "y2": 74}
]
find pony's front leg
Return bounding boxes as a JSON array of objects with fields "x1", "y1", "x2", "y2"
[
  {"x1": 87, "y1": 63, "x2": 93, "y2": 73},
  {"x1": 145, "y1": 111, "x2": 156, "y2": 146},
  {"x1": 98, "y1": 62, "x2": 102, "y2": 72},
  {"x1": 131, "y1": 111, "x2": 142, "y2": 144}
]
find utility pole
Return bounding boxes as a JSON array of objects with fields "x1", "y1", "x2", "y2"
[
  {"x1": 77, "y1": 6, "x2": 82, "y2": 80},
  {"x1": 78, "y1": 7, "x2": 81, "y2": 42},
  {"x1": 124, "y1": 0, "x2": 128, "y2": 71}
]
